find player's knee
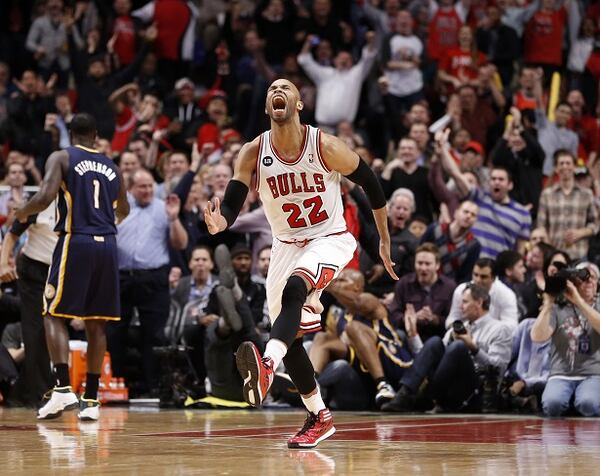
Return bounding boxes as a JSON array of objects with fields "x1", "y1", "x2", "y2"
[
  {"x1": 312, "y1": 332, "x2": 329, "y2": 346},
  {"x1": 345, "y1": 320, "x2": 367, "y2": 339},
  {"x1": 84, "y1": 320, "x2": 106, "y2": 338},
  {"x1": 282, "y1": 275, "x2": 309, "y2": 306}
]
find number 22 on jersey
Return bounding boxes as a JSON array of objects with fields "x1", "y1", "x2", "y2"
[{"x1": 282, "y1": 196, "x2": 329, "y2": 228}]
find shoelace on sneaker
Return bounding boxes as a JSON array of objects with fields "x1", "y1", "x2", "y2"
[
  {"x1": 295, "y1": 412, "x2": 318, "y2": 437},
  {"x1": 262, "y1": 357, "x2": 273, "y2": 370}
]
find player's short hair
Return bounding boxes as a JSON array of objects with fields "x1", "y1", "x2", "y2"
[{"x1": 70, "y1": 113, "x2": 97, "y2": 138}]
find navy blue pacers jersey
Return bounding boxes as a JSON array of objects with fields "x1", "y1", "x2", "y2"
[
  {"x1": 44, "y1": 144, "x2": 122, "y2": 320},
  {"x1": 55, "y1": 145, "x2": 120, "y2": 235}
]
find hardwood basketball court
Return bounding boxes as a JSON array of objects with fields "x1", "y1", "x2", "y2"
[{"x1": 1, "y1": 407, "x2": 599, "y2": 474}]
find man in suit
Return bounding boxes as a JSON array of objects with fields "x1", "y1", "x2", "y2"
[
  {"x1": 173, "y1": 244, "x2": 263, "y2": 400},
  {"x1": 174, "y1": 246, "x2": 218, "y2": 388}
]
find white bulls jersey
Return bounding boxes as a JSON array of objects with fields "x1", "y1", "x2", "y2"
[{"x1": 256, "y1": 125, "x2": 346, "y2": 241}]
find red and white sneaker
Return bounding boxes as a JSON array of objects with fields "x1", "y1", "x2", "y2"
[
  {"x1": 287, "y1": 409, "x2": 336, "y2": 449},
  {"x1": 236, "y1": 341, "x2": 274, "y2": 407}
]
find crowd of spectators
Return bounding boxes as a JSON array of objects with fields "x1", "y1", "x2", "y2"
[{"x1": 0, "y1": 0, "x2": 600, "y2": 417}]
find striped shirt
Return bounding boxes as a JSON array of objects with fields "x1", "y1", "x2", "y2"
[
  {"x1": 469, "y1": 188, "x2": 531, "y2": 259},
  {"x1": 536, "y1": 184, "x2": 599, "y2": 260}
]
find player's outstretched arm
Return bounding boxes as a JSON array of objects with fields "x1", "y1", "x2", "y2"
[
  {"x1": 204, "y1": 137, "x2": 258, "y2": 235},
  {"x1": 321, "y1": 133, "x2": 399, "y2": 281},
  {"x1": 15, "y1": 150, "x2": 67, "y2": 223}
]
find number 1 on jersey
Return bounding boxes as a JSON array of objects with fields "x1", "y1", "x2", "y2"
[{"x1": 93, "y1": 179, "x2": 100, "y2": 208}]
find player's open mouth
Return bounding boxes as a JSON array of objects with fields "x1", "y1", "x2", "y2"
[{"x1": 272, "y1": 95, "x2": 286, "y2": 111}]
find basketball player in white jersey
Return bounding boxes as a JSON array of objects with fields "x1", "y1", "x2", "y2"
[{"x1": 204, "y1": 78, "x2": 397, "y2": 448}]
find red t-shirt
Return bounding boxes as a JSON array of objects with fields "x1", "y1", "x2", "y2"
[
  {"x1": 439, "y1": 49, "x2": 487, "y2": 81},
  {"x1": 111, "y1": 106, "x2": 136, "y2": 153},
  {"x1": 111, "y1": 108, "x2": 172, "y2": 153},
  {"x1": 197, "y1": 122, "x2": 221, "y2": 149},
  {"x1": 113, "y1": 15, "x2": 136, "y2": 66},
  {"x1": 466, "y1": 1, "x2": 490, "y2": 29},
  {"x1": 569, "y1": 115, "x2": 600, "y2": 160},
  {"x1": 154, "y1": 0, "x2": 192, "y2": 61},
  {"x1": 523, "y1": 8, "x2": 567, "y2": 66},
  {"x1": 427, "y1": 7, "x2": 464, "y2": 61},
  {"x1": 586, "y1": 51, "x2": 600, "y2": 78},
  {"x1": 512, "y1": 91, "x2": 537, "y2": 111}
]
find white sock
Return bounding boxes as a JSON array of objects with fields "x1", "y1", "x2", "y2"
[
  {"x1": 264, "y1": 339, "x2": 287, "y2": 370},
  {"x1": 301, "y1": 386, "x2": 326, "y2": 415}
]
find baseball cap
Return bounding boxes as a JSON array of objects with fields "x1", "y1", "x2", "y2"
[
  {"x1": 465, "y1": 141, "x2": 484, "y2": 155},
  {"x1": 230, "y1": 243, "x2": 252, "y2": 259},
  {"x1": 575, "y1": 165, "x2": 590, "y2": 177},
  {"x1": 199, "y1": 89, "x2": 228, "y2": 109},
  {"x1": 175, "y1": 77, "x2": 194, "y2": 90}
]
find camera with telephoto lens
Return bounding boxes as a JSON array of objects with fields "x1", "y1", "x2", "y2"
[
  {"x1": 544, "y1": 264, "x2": 591, "y2": 297},
  {"x1": 452, "y1": 320, "x2": 467, "y2": 335}
]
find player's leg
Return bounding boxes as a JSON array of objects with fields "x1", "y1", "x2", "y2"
[
  {"x1": 37, "y1": 316, "x2": 79, "y2": 419},
  {"x1": 284, "y1": 335, "x2": 336, "y2": 449},
  {"x1": 344, "y1": 321, "x2": 395, "y2": 408},
  {"x1": 246, "y1": 233, "x2": 356, "y2": 391},
  {"x1": 308, "y1": 332, "x2": 348, "y2": 375},
  {"x1": 344, "y1": 321, "x2": 382, "y2": 379},
  {"x1": 37, "y1": 233, "x2": 79, "y2": 417},
  {"x1": 77, "y1": 319, "x2": 107, "y2": 421},
  {"x1": 285, "y1": 235, "x2": 357, "y2": 447},
  {"x1": 44, "y1": 317, "x2": 70, "y2": 386},
  {"x1": 236, "y1": 273, "x2": 309, "y2": 406}
]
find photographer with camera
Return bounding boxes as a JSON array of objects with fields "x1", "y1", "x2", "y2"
[
  {"x1": 531, "y1": 262, "x2": 600, "y2": 417},
  {"x1": 382, "y1": 283, "x2": 512, "y2": 413}
]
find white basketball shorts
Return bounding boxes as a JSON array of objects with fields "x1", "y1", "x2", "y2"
[{"x1": 266, "y1": 231, "x2": 356, "y2": 334}]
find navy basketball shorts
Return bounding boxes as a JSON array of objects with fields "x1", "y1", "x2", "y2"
[{"x1": 44, "y1": 233, "x2": 120, "y2": 320}]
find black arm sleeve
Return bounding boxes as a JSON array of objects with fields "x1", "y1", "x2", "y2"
[
  {"x1": 220, "y1": 179, "x2": 249, "y2": 227},
  {"x1": 349, "y1": 186, "x2": 375, "y2": 225},
  {"x1": 345, "y1": 159, "x2": 387, "y2": 210}
]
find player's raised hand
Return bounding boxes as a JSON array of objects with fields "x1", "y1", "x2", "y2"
[
  {"x1": 379, "y1": 239, "x2": 399, "y2": 281},
  {"x1": 204, "y1": 197, "x2": 227, "y2": 235}
]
